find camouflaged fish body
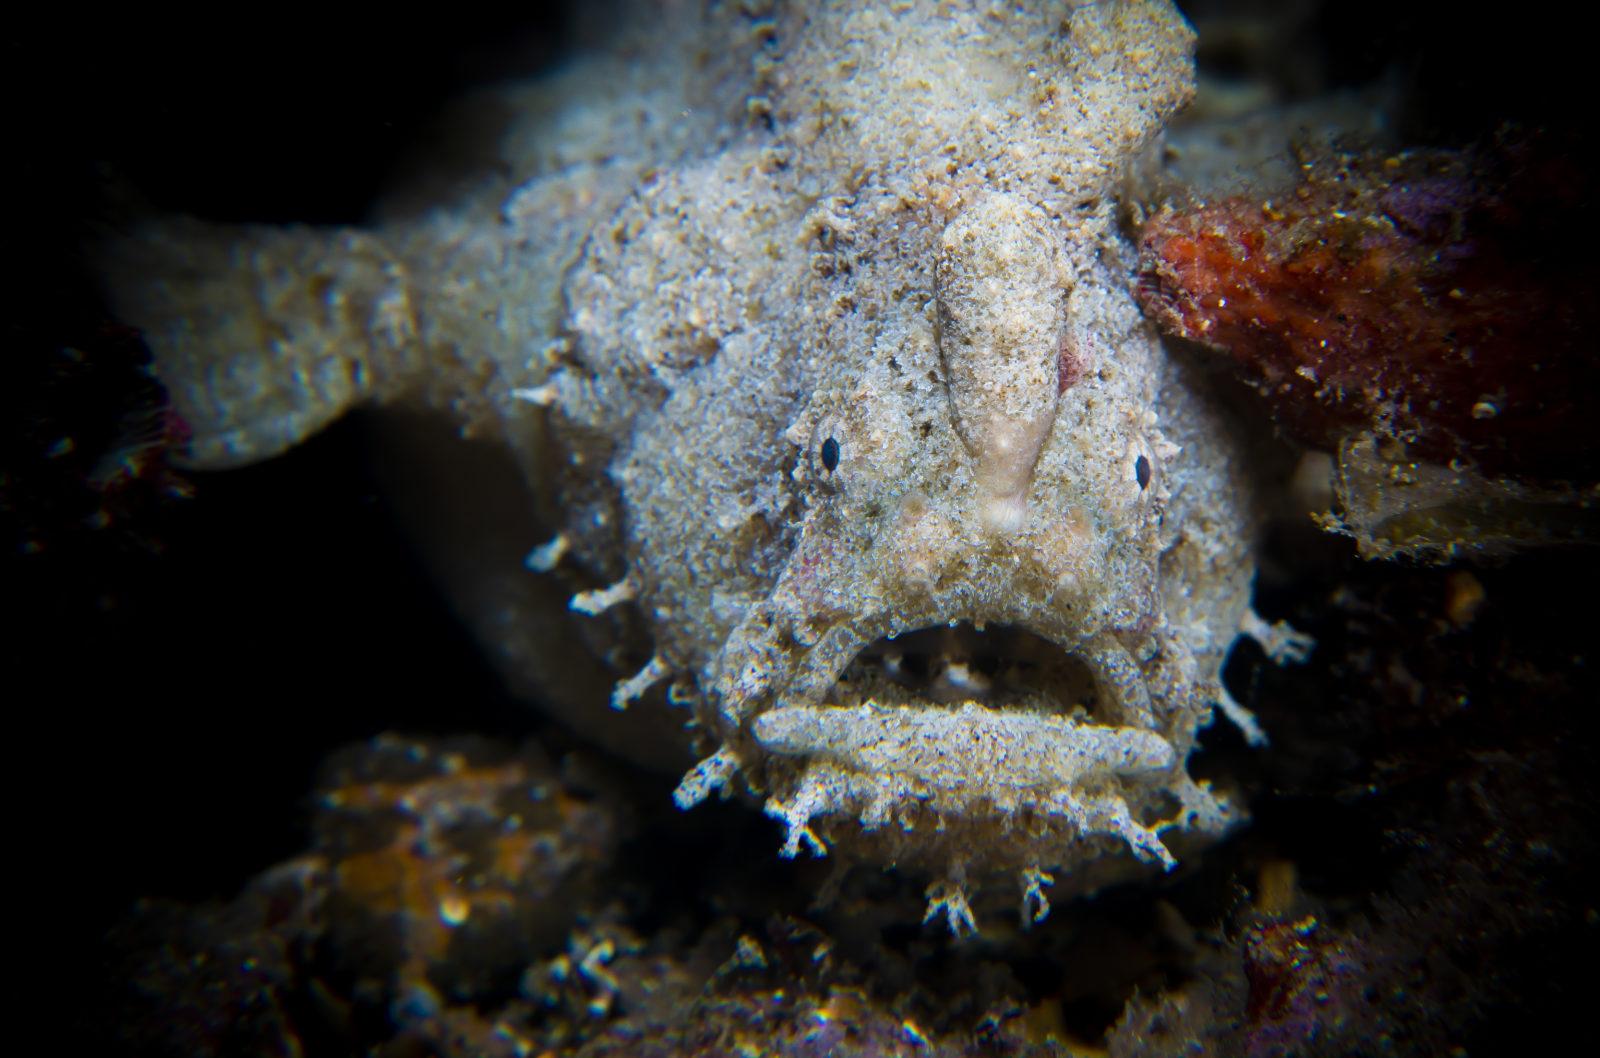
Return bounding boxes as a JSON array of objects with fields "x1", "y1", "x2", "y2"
[{"x1": 103, "y1": 1, "x2": 1303, "y2": 929}]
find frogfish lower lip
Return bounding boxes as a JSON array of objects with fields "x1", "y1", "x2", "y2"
[
  {"x1": 747, "y1": 697, "x2": 1183, "y2": 874},
  {"x1": 751, "y1": 701, "x2": 1176, "y2": 781}
]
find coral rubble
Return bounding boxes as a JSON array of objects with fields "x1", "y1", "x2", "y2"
[{"x1": 106, "y1": 735, "x2": 628, "y2": 1058}]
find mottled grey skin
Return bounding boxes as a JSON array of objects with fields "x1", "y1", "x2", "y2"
[{"x1": 102, "y1": 0, "x2": 1308, "y2": 929}]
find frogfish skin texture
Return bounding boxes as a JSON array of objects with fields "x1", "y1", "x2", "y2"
[{"x1": 102, "y1": 0, "x2": 1306, "y2": 930}]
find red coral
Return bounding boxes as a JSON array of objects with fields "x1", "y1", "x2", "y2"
[{"x1": 1136, "y1": 135, "x2": 1598, "y2": 483}]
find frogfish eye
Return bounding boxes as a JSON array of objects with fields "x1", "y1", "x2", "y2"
[
  {"x1": 1134, "y1": 453, "x2": 1151, "y2": 490},
  {"x1": 821, "y1": 436, "x2": 841, "y2": 474}
]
